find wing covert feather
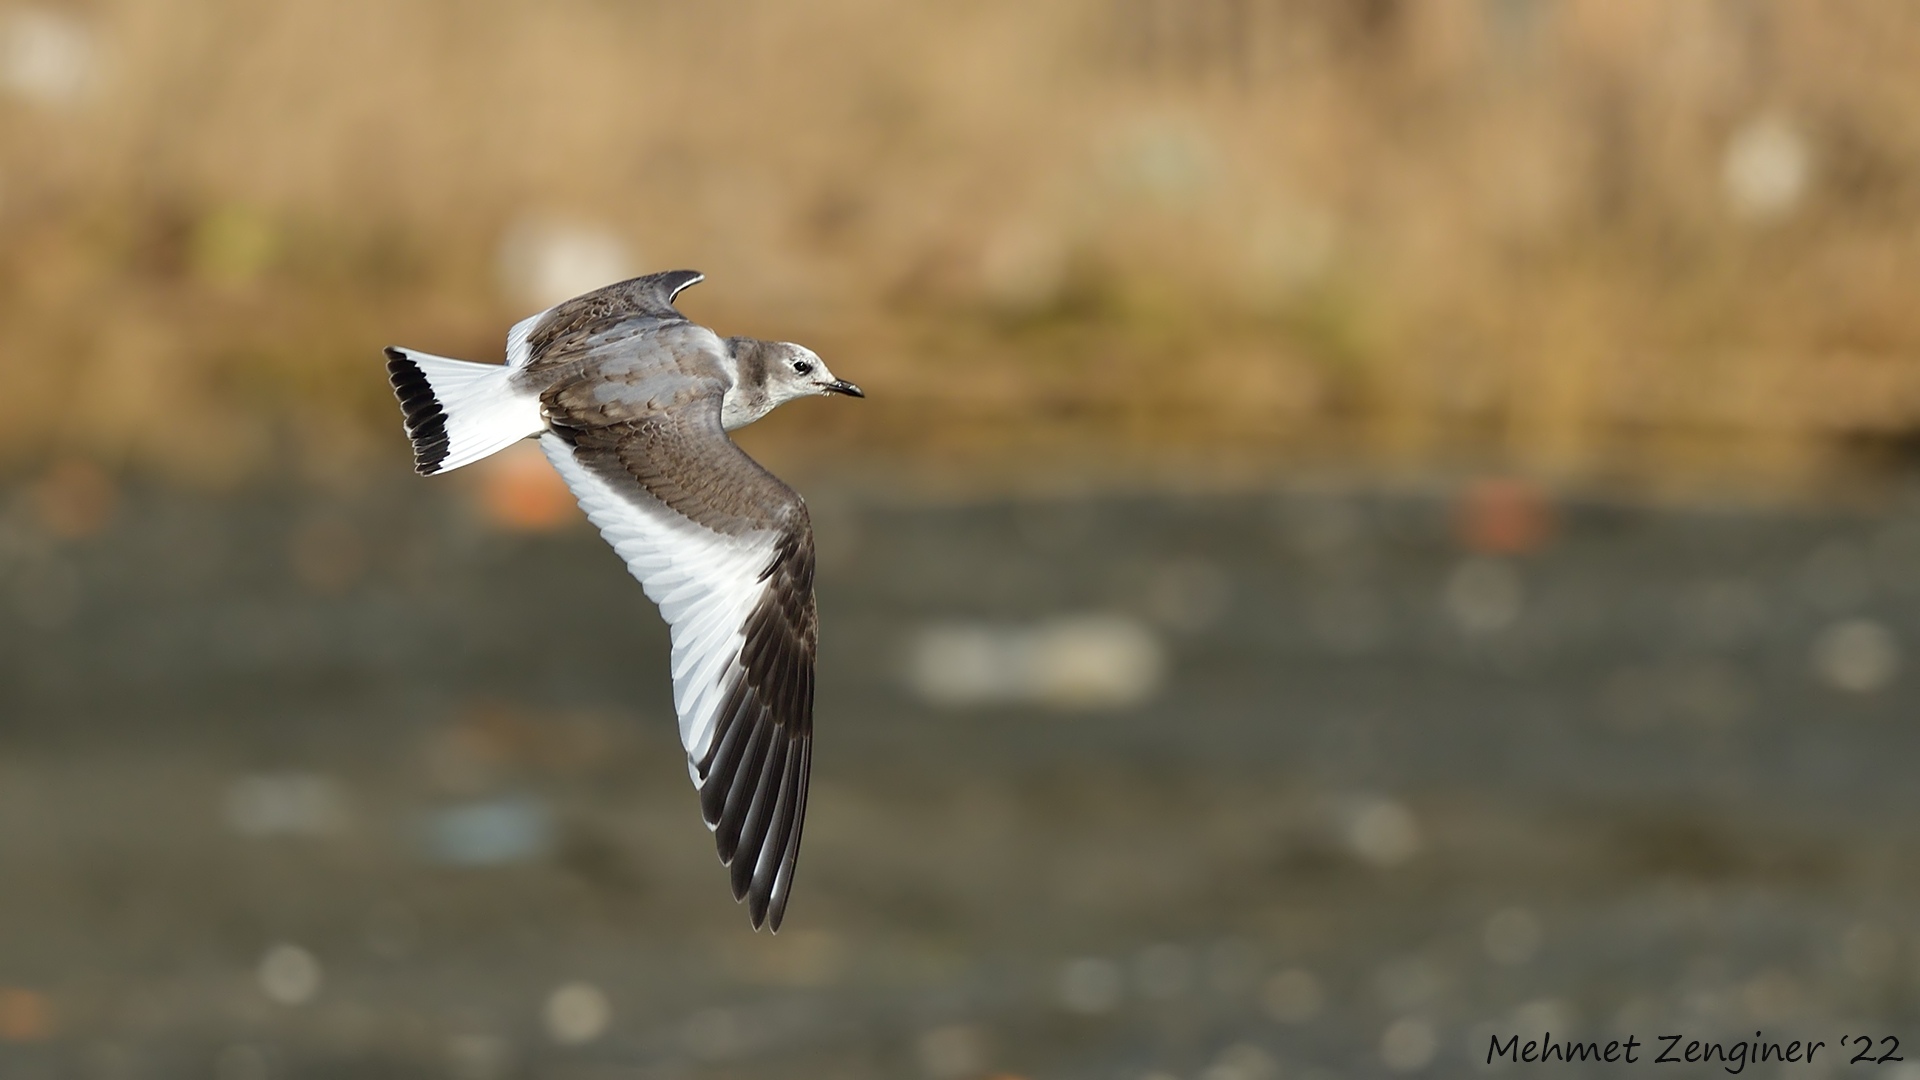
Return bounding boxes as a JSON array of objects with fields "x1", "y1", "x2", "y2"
[{"x1": 521, "y1": 270, "x2": 706, "y2": 375}]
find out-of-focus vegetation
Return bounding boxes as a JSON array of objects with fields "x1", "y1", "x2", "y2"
[{"x1": 2, "y1": 0, "x2": 1917, "y2": 488}]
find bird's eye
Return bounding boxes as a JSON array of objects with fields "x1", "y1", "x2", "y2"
[{"x1": 793, "y1": 361, "x2": 813, "y2": 375}]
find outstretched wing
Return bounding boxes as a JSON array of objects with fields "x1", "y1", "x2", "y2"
[
  {"x1": 509, "y1": 269, "x2": 706, "y2": 372},
  {"x1": 538, "y1": 396, "x2": 814, "y2": 931}
]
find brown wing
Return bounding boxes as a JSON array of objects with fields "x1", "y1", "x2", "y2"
[
  {"x1": 521, "y1": 269, "x2": 706, "y2": 376},
  {"x1": 541, "y1": 396, "x2": 815, "y2": 930}
]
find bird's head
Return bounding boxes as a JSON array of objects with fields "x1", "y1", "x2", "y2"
[{"x1": 763, "y1": 342, "x2": 863, "y2": 405}]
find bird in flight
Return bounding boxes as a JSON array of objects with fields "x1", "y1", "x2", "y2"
[{"x1": 384, "y1": 270, "x2": 862, "y2": 930}]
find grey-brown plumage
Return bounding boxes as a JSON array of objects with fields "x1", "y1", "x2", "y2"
[
  {"x1": 555, "y1": 408, "x2": 816, "y2": 928},
  {"x1": 383, "y1": 270, "x2": 860, "y2": 930}
]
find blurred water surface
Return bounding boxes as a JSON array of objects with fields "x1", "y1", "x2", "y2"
[{"x1": 2, "y1": 464, "x2": 1920, "y2": 1078}]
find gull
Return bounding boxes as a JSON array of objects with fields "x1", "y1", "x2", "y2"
[{"x1": 383, "y1": 270, "x2": 862, "y2": 930}]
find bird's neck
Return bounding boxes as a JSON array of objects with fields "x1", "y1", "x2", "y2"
[{"x1": 719, "y1": 337, "x2": 774, "y2": 431}]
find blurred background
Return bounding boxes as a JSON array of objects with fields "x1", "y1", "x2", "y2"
[{"x1": 4, "y1": 0, "x2": 1920, "y2": 1077}]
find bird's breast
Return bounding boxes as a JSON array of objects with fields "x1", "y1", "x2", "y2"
[{"x1": 719, "y1": 385, "x2": 772, "y2": 431}]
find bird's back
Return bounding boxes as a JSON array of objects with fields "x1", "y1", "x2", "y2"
[{"x1": 529, "y1": 320, "x2": 735, "y2": 432}]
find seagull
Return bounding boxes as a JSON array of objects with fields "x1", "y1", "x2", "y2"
[{"x1": 383, "y1": 270, "x2": 862, "y2": 931}]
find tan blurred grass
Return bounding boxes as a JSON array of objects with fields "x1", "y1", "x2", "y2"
[{"x1": 2, "y1": 0, "x2": 1919, "y2": 489}]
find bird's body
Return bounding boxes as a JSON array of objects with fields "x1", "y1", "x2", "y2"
[{"x1": 385, "y1": 270, "x2": 861, "y2": 930}]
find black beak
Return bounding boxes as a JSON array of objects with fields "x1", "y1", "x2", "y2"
[{"x1": 824, "y1": 380, "x2": 865, "y2": 398}]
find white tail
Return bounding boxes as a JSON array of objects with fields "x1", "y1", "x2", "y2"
[{"x1": 385, "y1": 347, "x2": 545, "y2": 475}]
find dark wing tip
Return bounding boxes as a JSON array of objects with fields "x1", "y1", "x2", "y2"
[
  {"x1": 702, "y1": 715, "x2": 808, "y2": 932},
  {"x1": 664, "y1": 269, "x2": 704, "y2": 301},
  {"x1": 693, "y1": 648, "x2": 812, "y2": 932},
  {"x1": 763, "y1": 744, "x2": 808, "y2": 933}
]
